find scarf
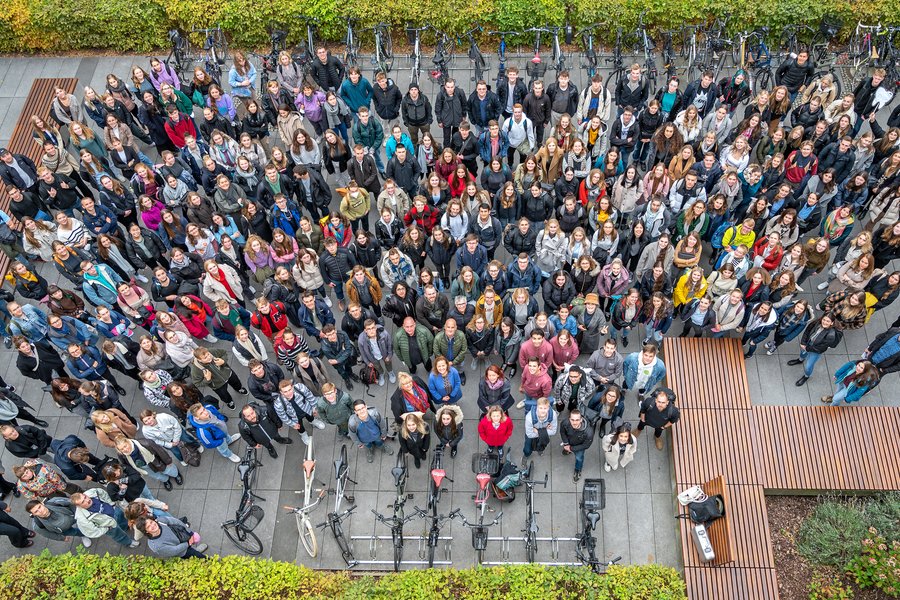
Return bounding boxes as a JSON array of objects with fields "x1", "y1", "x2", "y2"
[
  {"x1": 236, "y1": 335, "x2": 265, "y2": 361},
  {"x1": 486, "y1": 377, "x2": 504, "y2": 391},
  {"x1": 402, "y1": 383, "x2": 429, "y2": 413}
]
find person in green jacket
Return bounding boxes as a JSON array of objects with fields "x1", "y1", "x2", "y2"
[
  {"x1": 315, "y1": 382, "x2": 354, "y2": 437},
  {"x1": 190, "y1": 347, "x2": 248, "y2": 410},
  {"x1": 433, "y1": 318, "x2": 469, "y2": 385},
  {"x1": 394, "y1": 316, "x2": 435, "y2": 374}
]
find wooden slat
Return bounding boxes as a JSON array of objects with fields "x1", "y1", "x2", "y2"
[{"x1": 0, "y1": 77, "x2": 78, "y2": 278}]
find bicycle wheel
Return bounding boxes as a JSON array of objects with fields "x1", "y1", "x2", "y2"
[
  {"x1": 298, "y1": 514, "x2": 318, "y2": 557},
  {"x1": 223, "y1": 523, "x2": 263, "y2": 555},
  {"x1": 526, "y1": 533, "x2": 536, "y2": 563},
  {"x1": 427, "y1": 540, "x2": 436, "y2": 567},
  {"x1": 392, "y1": 530, "x2": 403, "y2": 571},
  {"x1": 475, "y1": 548, "x2": 484, "y2": 565},
  {"x1": 754, "y1": 67, "x2": 772, "y2": 93},
  {"x1": 332, "y1": 520, "x2": 353, "y2": 563}
]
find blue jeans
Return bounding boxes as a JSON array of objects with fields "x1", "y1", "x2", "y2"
[
  {"x1": 522, "y1": 394, "x2": 539, "y2": 411},
  {"x1": 144, "y1": 463, "x2": 179, "y2": 483},
  {"x1": 632, "y1": 139, "x2": 651, "y2": 164},
  {"x1": 566, "y1": 448, "x2": 585, "y2": 471},
  {"x1": 105, "y1": 510, "x2": 134, "y2": 546},
  {"x1": 830, "y1": 382, "x2": 851, "y2": 406},
  {"x1": 364, "y1": 438, "x2": 384, "y2": 449},
  {"x1": 216, "y1": 443, "x2": 236, "y2": 459},
  {"x1": 609, "y1": 324, "x2": 631, "y2": 342},
  {"x1": 799, "y1": 349, "x2": 822, "y2": 377},
  {"x1": 644, "y1": 326, "x2": 664, "y2": 344}
]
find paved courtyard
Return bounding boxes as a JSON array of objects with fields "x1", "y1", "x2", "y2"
[{"x1": 0, "y1": 54, "x2": 897, "y2": 573}]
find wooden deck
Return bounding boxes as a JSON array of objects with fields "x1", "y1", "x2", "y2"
[{"x1": 662, "y1": 337, "x2": 900, "y2": 600}]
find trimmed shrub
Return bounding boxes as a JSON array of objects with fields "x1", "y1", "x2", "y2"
[
  {"x1": 0, "y1": 552, "x2": 687, "y2": 600},
  {"x1": 1, "y1": 0, "x2": 899, "y2": 53}
]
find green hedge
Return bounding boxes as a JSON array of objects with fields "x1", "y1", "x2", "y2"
[
  {"x1": 0, "y1": 551, "x2": 687, "y2": 600},
  {"x1": 1, "y1": 0, "x2": 899, "y2": 53}
]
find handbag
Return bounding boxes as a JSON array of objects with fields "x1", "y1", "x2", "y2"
[
  {"x1": 180, "y1": 443, "x2": 202, "y2": 467},
  {"x1": 0, "y1": 223, "x2": 17, "y2": 245}
]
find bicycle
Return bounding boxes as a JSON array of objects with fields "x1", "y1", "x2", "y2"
[
  {"x1": 578, "y1": 24, "x2": 601, "y2": 79},
  {"x1": 430, "y1": 29, "x2": 454, "y2": 87},
  {"x1": 372, "y1": 452, "x2": 415, "y2": 571},
  {"x1": 319, "y1": 443, "x2": 358, "y2": 566},
  {"x1": 191, "y1": 26, "x2": 228, "y2": 81},
  {"x1": 848, "y1": 22, "x2": 883, "y2": 90},
  {"x1": 635, "y1": 12, "x2": 658, "y2": 94},
  {"x1": 249, "y1": 27, "x2": 288, "y2": 89},
  {"x1": 221, "y1": 446, "x2": 265, "y2": 555},
  {"x1": 372, "y1": 23, "x2": 394, "y2": 77},
  {"x1": 779, "y1": 23, "x2": 816, "y2": 58},
  {"x1": 489, "y1": 30, "x2": 517, "y2": 90},
  {"x1": 701, "y1": 15, "x2": 734, "y2": 81},
  {"x1": 520, "y1": 461, "x2": 547, "y2": 563},
  {"x1": 453, "y1": 451, "x2": 503, "y2": 565},
  {"x1": 407, "y1": 25, "x2": 429, "y2": 86},
  {"x1": 293, "y1": 16, "x2": 319, "y2": 81},
  {"x1": 283, "y1": 434, "x2": 326, "y2": 557},
  {"x1": 165, "y1": 29, "x2": 191, "y2": 79},
  {"x1": 659, "y1": 29, "x2": 679, "y2": 80},
  {"x1": 462, "y1": 26, "x2": 488, "y2": 83},
  {"x1": 547, "y1": 26, "x2": 567, "y2": 75},
  {"x1": 734, "y1": 28, "x2": 775, "y2": 96},
  {"x1": 343, "y1": 18, "x2": 361, "y2": 68},
  {"x1": 680, "y1": 25, "x2": 703, "y2": 82},
  {"x1": 419, "y1": 444, "x2": 453, "y2": 566},
  {"x1": 604, "y1": 28, "x2": 627, "y2": 97},
  {"x1": 525, "y1": 28, "x2": 549, "y2": 87},
  {"x1": 576, "y1": 477, "x2": 615, "y2": 572}
]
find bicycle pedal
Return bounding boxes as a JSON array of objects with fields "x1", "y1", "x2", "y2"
[{"x1": 407, "y1": 493, "x2": 414, "y2": 499}]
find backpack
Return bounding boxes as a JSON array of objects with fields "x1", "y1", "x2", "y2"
[
  {"x1": 687, "y1": 494, "x2": 725, "y2": 525},
  {"x1": 710, "y1": 221, "x2": 736, "y2": 250},
  {"x1": 358, "y1": 363, "x2": 379, "y2": 386}
]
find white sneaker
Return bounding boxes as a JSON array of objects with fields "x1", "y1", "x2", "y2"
[
  {"x1": 228, "y1": 433, "x2": 241, "y2": 444},
  {"x1": 129, "y1": 540, "x2": 140, "y2": 547},
  {"x1": 204, "y1": 335, "x2": 219, "y2": 343},
  {"x1": 180, "y1": 461, "x2": 188, "y2": 467},
  {"x1": 81, "y1": 537, "x2": 92, "y2": 547},
  {"x1": 470, "y1": 358, "x2": 478, "y2": 370},
  {"x1": 193, "y1": 543, "x2": 209, "y2": 553},
  {"x1": 388, "y1": 372, "x2": 396, "y2": 384},
  {"x1": 135, "y1": 274, "x2": 149, "y2": 283},
  {"x1": 604, "y1": 463, "x2": 611, "y2": 472},
  {"x1": 817, "y1": 281, "x2": 829, "y2": 290},
  {"x1": 377, "y1": 375, "x2": 385, "y2": 387},
  {"x1": 516, "y1": 400, "x2": 525, "y2": 409},
  {"x1": 323, "y1": 296, "x2": 333, "y2": 308},
  {"x1": 300, "y1": 431, "x2": 311, "y2": 445},
  {"x1": 197, "y1": 445, "x2": 205, "y2": 453},
  {"x1": 228, "y1": 453, "x2": 241, "y2": 463},
  {"x1": 312, "y1": 418, "x2": 326, "y2": 430}
]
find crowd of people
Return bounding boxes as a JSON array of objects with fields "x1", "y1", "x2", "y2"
[{"x1": 0, "y1": 44, "x2": 898, "y2": 553}]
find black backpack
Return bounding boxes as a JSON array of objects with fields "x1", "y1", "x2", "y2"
[{"x1": 687, "y1": 495, "x2": 725, "y2": 525}]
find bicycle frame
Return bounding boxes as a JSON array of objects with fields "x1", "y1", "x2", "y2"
[
  {"x1": 430, "y1": 30, "x2": 453, "y2": 87},
  {"x1": 284, "y1": 438, "x2": 325, "y2": 557},
  {"x1": 320, "y1": 443, "x2": 358, "y2": 566},
  {"x1": 221, "y1": 447, "x2": 265, "y2": 555},
  {"x1": 521, "y1": 462, "x2": 547, "y2": 563},
  {"x1": 408, "y1": 26, "x2": 428, "y2": 86},
  {"x1": 464, "y1": 26, "x2": 488, "y2": 83},
  {"x1": 525, "y1": 28, "x2": 548, "y2": 86},
  {"x1": 578, "y1": 25, "x2": 600, "y2": 78},
  {"x1": 372, "y1": 23, "x2": 394, "y2": 76},
  {"x1": 343, "y1": 18, "x2": 360, "y2": 67},
  {"x1": 490, "y1": 31, "x2": 516, "y2": 87}
]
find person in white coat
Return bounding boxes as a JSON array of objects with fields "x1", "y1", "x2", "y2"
[{"x1": 602, "y1": 423, "x2": 638, "y2": 472}]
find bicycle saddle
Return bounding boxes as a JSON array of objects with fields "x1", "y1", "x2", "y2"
[
  {"x1": 476, "y1": 472, "x2": 492, "y2": 490},
  {"x1": 587, "y1": 510, "x2": 601, "y2": 530},
  {"x1": 431, "y1": 468, "x2": 446, "y2": 488},
  {"x1": 303, "y1": 459, "x2": 315, "y2": 479},
  {"x1": 238, "y1": 464, "x2": 250, "y2": 478},
  {"x1": 391, "y1": 466, "x2": 406, "y2": 486}
]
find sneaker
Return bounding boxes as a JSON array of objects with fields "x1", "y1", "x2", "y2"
[
  {"x1": 228, "y1": 433, "x2": 241, "y2": 444},
  {"x1": 228, "y1": 453, "x2": 241, "y2": 463},
  {"x1": 197, "y1": 445, "x2": 205, "y2": 453},
  {"x1": 817, "y1": 281, "x2": 829, "y2": 290},
  {"x1": 180, "y1": 461, "x2": 189, "y2": 467},
  {"x1": 225, "y1": 401, "x2": 236, "y2": 410},
  {"x1": 324, "y1": 296, "x2": 333, "y2": 308},
  {"x1": 300, "y1": 431, "x2": 311, "y2": 445},
  {"x1": 193, "y1": 543, "x2": 208, "y2": 553},
  {"x1": 573, "y1": 470, "x2": 581, "y2": 483},
  {"x1": 267, "y1": 446, "x2": 278, "y2": 459},
  {"x1": 3, "y1": 338, "x2": 11, "y2": 349},
  {"x1": 377, "y1": 375, "x2": 385, "y2": 387},
  {"x1": 366, "y1": 446, "x2": 375, "y2": 463},
  {"x1": 622, "y1": 336, "x2": 629, "y2": 348},
  {"x1": 470, "y1": 358, "x2": 478, "y2": 370},
  {"x1": 765, "y1": 342, "x2": 776, "y2": 356},
  {"x1": 4, "y1": 385, "x2": 14, "y2": 392},
  {"x1": 204, "y1": 335, "x2": 219, "y2": 343},
  {"x1": 81, "y1": 537, "x2": 92, "y2": 548},
  {"x1": 238, "y1": 388, "x2": 248, "y2": 395},
  {"x1": 248, "y1": 286, "x2": 257, "y2": 295},
  {"x1": 604, "y1": 463, "x2": 611, "y2": 472},
  {"x1": 129, "y1": 540, "x2": 140, "y2": 548},
  {"x1": 516, "y1": 399, "x2": 525, "y2": 409},
  {"x1": 388, "y1": 372, "x2": 396, "y2": 384},
  {"x1": 135, "y1": 274, "x2": 149, "y2": 283},
  {"x1": 311, "y1": 418, "x2": 326, "y2": 430},
  {"x1": 345, "y1": 379, "x2": 355, "y2": 391}
]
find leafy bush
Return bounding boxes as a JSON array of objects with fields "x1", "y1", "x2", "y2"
[
  {"x1": 797, "y1": 498, "x2": 871, "y2": 568},
  {"x1": 846, "y1": 528, "x2": 900, "y2": 597},
  {"x1": 809, "y1": 570, "x2": 854, "y2": 600},
  {"x1": 0, "y1": 553, "x2": 687, "y2": 600},
  {"x1": 1, "y1": 0, "x2": 899, "y2": 53}
]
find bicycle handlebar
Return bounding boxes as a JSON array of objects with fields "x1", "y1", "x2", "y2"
[
  {"x1": 453, "y1": 511, "x2": 503, "y2": 528},
  {"x1": 487, "y1": 31, "x2": 519, "y2": 36}
]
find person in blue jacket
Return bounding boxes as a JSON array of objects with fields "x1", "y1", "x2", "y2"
[
  {"x1": 824, "y1": 360, "x2": 881, "y2": 406},
  {"x1": 455, "y1": 234, "x2": 488, "y2": 277},
  {"x1": 7, "y1": 302, "x2": 49, "y2": 343},
  {"x1": 623, "y1": 343, "x2": 667, "y2": 403},
  {"x1": 187, "y1": 403, "x2": 242, "y2": 463},
  {"x1": 64, "y1": 343, "x2": 126, "y2": 395},
  {"x1": 385, "y1": 125, "x2": 415, "y2": 163},
  {"x1": 296, "y1": 290, "x2": 335, "y2": 341},
  {"x1": 81, "y1": 261, "x2": 124, "y2": 308},
  {"x1": 46, "y1": 315, "x2": 97, "y2": 352},
  {"x1": 427, "y1": 356, "x2": 462, "y2": 406},
  {"x1": 506, "y1": 253, "x2": 542, "y2": 296}
]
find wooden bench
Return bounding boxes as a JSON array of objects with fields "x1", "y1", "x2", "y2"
[
  {"x1": 0, "y1": 77, "x2": 78, "y2": 276},
  {"x1": 662, "y1": 337, "x2": 751, "y2": 410}
]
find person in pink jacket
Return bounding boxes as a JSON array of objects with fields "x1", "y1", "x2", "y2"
[
  {"x1": 518, "y1": 356, "x2": 553, "y2": 410},
  {"x1": 517, "y1": 329, "x2": 554, "y2": 370}
]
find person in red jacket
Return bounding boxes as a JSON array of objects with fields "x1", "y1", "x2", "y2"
[
  {"x1": 403, "y1": 196, "x2": 440, "y2": 235},
  {"x1": 751, "y1": 232, "x2": 784, "y2": 271},
  {"x1": 163, "y1": 106, "x2": 197, "y2": 149},
  {"x1": 250, "y1": 297, "x2": 288, "y2": 340},
  {"x1": 478, "y1": 405, "x2": 513, "y2": 458}
]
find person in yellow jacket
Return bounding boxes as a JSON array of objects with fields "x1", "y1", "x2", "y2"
[
  {"x1": 338, "y1": 179, "x2": 372, "y2": 232},
  {"x1": 673, "y1": 266, "x2": 708, "y2": 308},
  {"x1": 344, "y1": 265, "x2": 383, "y2": 317},
  {"x1": 721, "y1": 218, "x2": 757, "y2": 253}
]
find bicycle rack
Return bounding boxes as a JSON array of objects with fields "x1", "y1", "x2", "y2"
[
  {"x1": 349, "y1": 534, "x2": 453, "y2": 566},
  {"x1": 481, "y1": 535, "x2": 581, "y2": 565}
]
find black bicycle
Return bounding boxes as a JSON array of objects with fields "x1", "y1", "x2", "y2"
[
  {"x1": 604, "y1": 28, "x2": 627, "y2": 96},
  {"x1": 430, "y1": 29, "x2": 454, "y2": 87},
  {"x1": 521, "y1": 461, "x2": 547, "y2": 563},
  {"x1": 165, "y1": 29, "x2": 190, "y2": 79},
  {"x1": 372, "y1": 452, "x2": 416, "y2": 571},
  {"x1": 635, "y1": 12, "x2": 658, "y2": 93},
  {"x1": 463, "y1": 26, "x2": 488, "y2": 83},
  {"x1": 250, "y1": 27, "x2": 288, "y2": 89},
  {"x1": 293, "y1": 16, "x2": 319, "y2": 80},
  {"x1": 579, "y1": 24, "x2": 601, "y2": 78},
  {"x1": 221, "y1": 447, "x2": 265, "y2": 555},
  {"x1": 319, "y1": 444, "x2": 358, "y2": 567},
  {"x1": 192, "y1": 26, "x2": 228, "y2": 80},
  {"x1": 343, "y1": 17, "x2": 361, "y2": 68},
  {"x1": 454, "y1": 451, "x2": 503, "y2": 565},
  {"x1": 490, "y1": 30, "x2": 517, "y2": 91},
  {"x1": 372, "y1": 23, "x2": 394, "y2": 76},
  {"x1": 576, "y1": 478, "x2": 621, "y2": 572}
]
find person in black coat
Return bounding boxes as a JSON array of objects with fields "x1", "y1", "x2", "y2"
[
  {"x1": 466, "y1": 83, "x2": 503, "y2": 132},
  {"x1": 615, "y1": 66, "x2": 650, "y2": 113},
  {"x1": 382, "y1": 282, "x2": 418, "y2": 327},
  {"x1": 0, "y1": 150, "x2": 39, "y2": 194},
  {"x1": 496, "y1": 67, "x2": 528, "y2": 119},
  {"x1": 389, "y1": 374, "x2": 436, "y2": 425},
  {"x1": 292, "y1": 165, "x2": 332, "y2": 219},
  {"x1": 787, "y1": 313, "x2": 843, "y2": 385},
  {"x1": 245, "y1": 360, "x2": 285, "y2": 427},
  {"x1": 103, "y1": 460, "x2": 150, "y2": 503},
  {"x1": 372, "y1": 74, "x2": 403, "y2": 125},
  {"x1": 0, "y1": 499, "x2": 34, "y2": 548},
  {"x1": 385, "y1": 146, "x2": 422, "y2": 199},
  {"x1": 450, "y1": 124, "x2": 479, "y2": 176},
  {"x1": 50, "y1": 434, "x2": 103, "y2": 482},
  {"x1": 256, "y1": 165, "x2": 295, "y2": 209},
  {"x1": 435, "y1": 80, "x2": 468, "y2": 147},
  {"x1": 397, "y1": 412, "x2": 431, "y2": 468},
  {"x1": 1, "y1": 424, "x2": 53, "y2": 459},
  {"x1": 238, "y1": 403, "x2": 292, "y2": 459},
  {"x1": 7, "y1": 187, "x2": 47, "y2": 222},
  {"x1": 680, "y1": 73, "x2": 719, "y2": 118},
  {"x1": 863, "y1": 327, "x2": 900, "y2": 375},
  {"x1": 310, "y1": 49, "x2": 345, "y2": 92},
  {"x1": 14, "y1": 337, "x2": 68, "y2": 390},
  {"x1": 775, "y1": 50, "x2": 815, "y2": 98}
]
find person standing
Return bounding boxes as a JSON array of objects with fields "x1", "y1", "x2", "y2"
[
  {"x1": 136, "y1": 514, "x2": 208, "y2": 559},
  {"x1": 433, "y1": 404, "x2": 464, "y2": 458},
  {"x1": 435, "y1": 79, "x2": 467, "y2": 147},
  {"x1": 623, "y1": 343, "x2": 667, "y2": 403},
  {"x1": 823, "y1": 360, "x2": 881, "y2": 406},
  {"x1": 315, "y1": 383, "x2": 354, "y2": 438},
  {"x1": 602, "y1": 423, "x2": 638, "y2": 472},
  {"x1": 477, "y1": 405, "x2": 513, "y2": 458},
  {"x1": 190, "y1": 347, "x2": 248, "y2": 410},
  {"x1": 187, "y1": 403, "x2": 242, "y2": 464},
  {"x1": 0, "y1": 498, "x2": 34, "y2": 548},
  {"x1": 787, "y1": 313, "x2": 843, "y2": 386},
  {"x1": 238, "y1": 403, "x2": 292, "y2": 459},
  {"x1": 394, "y1": 316, "x2": 434, "y2": 375},
  {"x1": 398, "y1": 411, "x2": 430, "y2": 469},
  {"x1": 522, "y1": 397, "x2": 558, "y2": 465},
  {"x1": 273, "y1": 379, "x2": 325, "y2": 445},
  {"x1": 358, "y1": 319, "x2": 395, "y2": 387},
  {"x1": 319, "y1": 324, "x2": 359, "y2": 389},
  {"x1": 862, "y1": 327, "x2": 900, "y2": 376},
  {"x1": 433, "y1": 318, "x2": 469, "y2": 385},
  {"x1": 26, "y1": 496, "x2": 91, "y2": 547},
  {"x1": 636, "y1": 387, "x2": 680, "y2": 450},
  {"x1": 348, "y1": 400, "x2": 395, "y2": 463},
  {"x1": 559, "y1": 409, "x2": 594, "y2": 482},
  {"x1": 71, "y1": 489, "x2": 139, "y2": 548},
  {"x1": 546, "y1": 71, "x2": 579, "y2": 128}
]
